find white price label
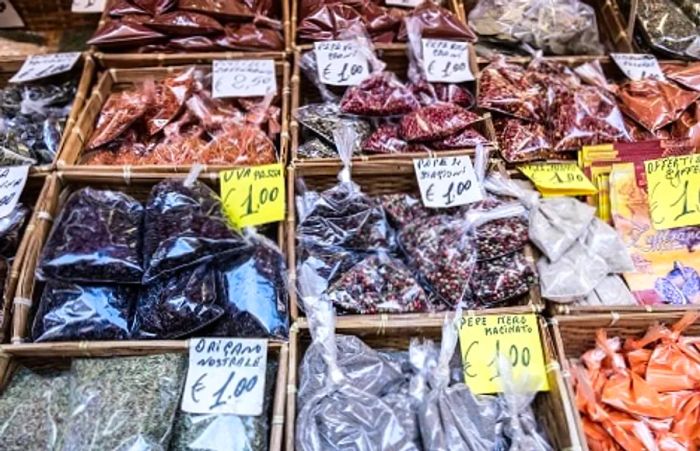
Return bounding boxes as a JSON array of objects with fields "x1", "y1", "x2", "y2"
[
  {"x1": 422, "y1": 39, "x2": 474, "y2": 83},
  {"x1": 0, "y1": 1, "x2": 24, "y2": 28},
  {"x1": 386, "y1": 0, "x2": 421, "y2": 7},
  {"x1": 71, "y1": 0, "x2": 105, "y2": 13},
  {"x1": 212, "y1": 59, "x2": 277, "y2": 98},
  {"x1": 0, "y1": 165, "x2": 28, "y2": 218},
  {"x1": 414, "y1": 156, "x2": 483, "y2": 208},
  {"x1": 611, "y1": 53, "x2": 665, "y2": 81},
  {"x1": 10, "y1": 53, "x2": 81, "y2": 84},
  {"x1": 182, "y1": 338, "x2": 268, "y2": 416},
  {"x1": 314, "y1": 40, "x2": 370, "y2": 86}
]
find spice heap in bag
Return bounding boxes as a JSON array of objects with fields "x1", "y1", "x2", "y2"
[
  {"x1": 0, "y1": 353, "x2": 279, "y2": 450},
  {"x1": 0, "y1": 80, "x2": 76, "y2": 166},
  {"x1": 88, "y1": 0, "x2": 284, "y2": 52},
  {"x1": 80, "y1": 66, "x2": 280, "y2": 167},
  {"x1": 628, "y1": 0, "x2": 700, "y2": 59},
  {"x1": 296, "y1": 24, "x2": 488, "y2": 160},
  {"x1": 297, "y1": 0, "x2": 475, "y2": 44},
  {"x1": 573, "y1": 313, "x2": 700, "y2": 449},
  {"x1": 295, "y1": 288, "x2": 553, "y2": 451},
  {"x1": 31, "y1": 175, "x2": 288, "y2": 342},
  {"x1": 468, "y1": 0, "x2": 604, "y2": 55}
]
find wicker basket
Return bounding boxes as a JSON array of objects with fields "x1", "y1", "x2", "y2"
[
  {"x1": 92, "y1": 0, "x2": 290, "y2": 68},
  {"x1": 56, "y1": 60, "x2": 291, "y2": 177},
  {"x1": 286, "y1": 314, "x2": 582, "y2": 451},
  {"x1": 0, "y1": 176, "x2": 52, "y2": 344},
  {"x1": 550, "y1": 311, "x2": 700, "y2": 450},
  {"x1": 290, "y1": 46, "x2": 497, "y2": 166},
  {"x1": 0, "y1": 54, "x2": 95, "y2": 175},
  {"x1": 286, "y1": 163, "x2": 545, "y2": 322},
  {"x1": 0, "y1": 342, "x2": 288, "y2": 450},
  {"x1": 10, "y1": 172, "x2": 286, "y2": 346},
  {"x1": 291, "y1": 0, "x2": 467, "y2": 51}
]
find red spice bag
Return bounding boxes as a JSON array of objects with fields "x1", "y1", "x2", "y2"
[
  {"x1": 478, "y1": 56, "x2": 546, "y2": 122},
  {"x1": 87, "y1": 19, "x2": 167, "y2": 48},
  {"x1": 297, "y1": 2, "x2": 365, "y2": 42},
  {"x1": 86, "y1": 89, "x2": 150, "y2": 150},
  {"x1": 495, "y1": 117, "x2": 551, "y2": 163},
  {"x1": 142, "y1": 67, "x2": 196, "y2": 135},
  {"x1": 397, "y1": 0, "x2": 476, "y2": 41},
  {"x1": 399, "y1": 103, "x2": 480, "y2": 142},
  {"x1": 664, "y1": 62, "x2": 700, "y2": 92},
  {"x1": 617, "y1": 79, "x2": 700, "y2": 132}
]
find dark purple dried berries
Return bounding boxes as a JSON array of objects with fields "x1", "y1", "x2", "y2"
[
  {"x1": 39, "y1": 188, "x2": 144, "y2": 284},
  {"x1": 470, "y1": 252, "x2": 537, "y2": 306}
]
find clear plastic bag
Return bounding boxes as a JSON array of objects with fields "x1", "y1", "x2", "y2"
[
  {"x1": 468, "y1": 0, "x2": 603, "y2": 55},
  {"x1": 32, "y1": 282, "x2": 137, "y2": 342},
  {"x1": 207, "y1": 232, "x2": 289, "y2": 339},
  {"x1": 617, "y1": 79, "x2": 700, "y2": 132},
  {"x1": 397, "y1": 1, "x2": 476, "y2": 42},
  {"x1": 0, "y1": 367, "x2": 71, "y2": 451},
  {"x1": 132, "y1": 263, "x2": 222, "y2": 339},
  {"x1": 470, "y1": 251, "x2": 537, "y2": 307},
  {"x1": 663, "y1": 62, "x2": 700, "y2": 91},
  {"x1": 86, "y1": 90, "x2": 150, "y2": 149},
  {"x1": 0, "y1": 203, "x2": 29, "y2": 256},
  {"x1": 143, "y1": 175, "x2": 248, "y2": 283},
  {"x1": 577, "y1": 275, "x2": 638, "y2": 307},
  {"x1": 399, "y1": 103, "x2": 480, "y2": 142},
  {"x1": 537, "y1": 242, "x2": 609, "y2": 302},
  {"x1": 636, "y1": 0, "x2": 700, "y2": 59},
  {"x1": 38, "y1": 188, "x2": 145, "y2": 284},
  {"x1": 62, "y1": 353, "x2": 186, "y2": 451},
  {"x1": 295, "y1": 104, "x2": 371, "y2": 155},
  {"x1": 495, "y1": 117, "x2": 551, "y2": 163},
  {"x1": 478, "y1": 56, "x2": 546, "y2": 122}
]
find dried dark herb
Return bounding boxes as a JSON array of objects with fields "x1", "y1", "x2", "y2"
[
  {"x1": 295, "y1": 102, "x2": 371, "y2": 151},
  {"x1": 61, "y1": 353, "x2": 186, "y2": 451},
  {"x1": 39, "y1": 188, "x2": 144, "y2": 284},
  {"x1": 636, "y1": 0, "x2": 700, "y2": 59},
  {"x1": 0, "y1": 203, "x2": 29, "y2": 256},
  {"x1": 170, "y1": 359, "x2": 278, "y2": 451},
  {"x1": 298, "y1": 138, "x2": 337, "y2": 159},
  {"x1": 0, "y1": 367, "x2": 71, "y2": 451},
  {"x1": 132, "y1": 263, "x2": 222, "y2": 339},
  {"x1": 143, "y1": 178, "x2": 248, "y2": 282},
  {"x1": 31, "y1": 282, "x2": 137, "y2": 342}
]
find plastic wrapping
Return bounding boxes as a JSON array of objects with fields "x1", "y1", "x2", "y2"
[
  {"x1": 399, "y1": 103, "x2": 479, "y2": 142},
  {"x1": 341, "y1": 71, "x2": 419, "y2": 117},
  {"x1": 674, "y1": 0, "x2": 700, "y2": 24},
  {"x1": 468, "y1": 0, "x2": 603, "y2": 55},
  {"x1": 0, "y1": 367, "x2": 71, "y2": 451},
  {"x1": 216, "y1": 21, "x2": 284, "y2": 51},
  {"x1": 471, "y1": 252, "x2": 537, "y2": 306},
  {"x1": 207, "y1": 233, "x2": 289, "y2": 339},
  {"x1": 298, "y1": 138, "x2": 337, "y2": 159},
  {"x1": 146, "y1": 11, "x2": 223, "y2": 35},
  {"x1": 537, "y1": 242, "x2": 609, "y2": 302},
  {"x1": 86, "y1": 90, "x2": 149, "y2": 150},
  {"x1": 178, "y1": 0, "x2": 254, "y2": 19},
  {"x1": 143, "y1": 177, "x2": 248, "y2": 282},
  {"x1": 478, "y1": 57, "x2": 545, "y2": 122},
  {"x1": 296, "y1": 3, "x2": 365, "y2": 43},
  {"x1": 616, "y1": 79, "x2": 700, "y2": 132},
  {"x1": 636, "y1": 0, "x2": 700, "y2": 59},
  {"x1": 361, "y1": 123, "x2": 414, "y2": 154},
  {"x1": 495, "y1": 117, "x2": 551, "y2": 162},
  {"x1": 0, "y1": 203, "x2": 29, "y2": 256},
  {"x1": 38, "y1": 188, "x2": 144, "y2": 284},
  {"x1": 577, "y1": 275, "x2": 638, "y2": 307},
  {"x1": 664, "y1": 62, "x2": 700, "y2": 91},
  {"x1": 32, "y1": 282, "x2": 137, "y2": 342},
  {"x1": 295, "y1": 103, "x2": 371, "y2": 155},
  {"x1": 397, "y1": 1, "x2": 476, "y2": 42},
  {"x1": 430, "y1": 126, "x2": 487, "y2": 149},
  {"x1": 87, "y1": 20, "x2": 167, "y2": 48},
  {"x1": 61, "y1": 354, "x2": 186, "y2": 451}
]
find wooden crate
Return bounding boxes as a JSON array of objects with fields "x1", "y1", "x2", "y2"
[
  {"x1": 286, "y1": 314, "x2": 582, "y2": 451},
  {"x1": 56, "y1": 60, "x2": 290, "y2": 177},
  {"x1": 9, "y1": 172, "x2": 285, "y2": 346},
  {"x1": 286, "y1": 163, "x2": 545, "y2": 322}
]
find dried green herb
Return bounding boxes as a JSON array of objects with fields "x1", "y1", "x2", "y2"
[
  {"x1": 170, "y1": 359, "x2": 278, "y2": 451},
  {"x1": 61, "y1": 353, "x2": 186, "y2": 451},
  {"x1": 0, "y1": 367, "x2": 71, "y2": 451}
]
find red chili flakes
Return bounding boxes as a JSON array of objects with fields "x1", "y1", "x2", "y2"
[
  {"x1": 340, "y1": 72, "x2": 420, "y2": 117},
  {"x1": 399, "y1": 103, "x2": 479, "y2": 142},
  {"x1": 495, "y1": 117, "x2": 551, "y2": 163},
  {"x1": 478, "y1": 57, "x2": 545, "y2": 122},
  {"x1": 430, "y1": 126, "x2": 487, "y2": 150}
]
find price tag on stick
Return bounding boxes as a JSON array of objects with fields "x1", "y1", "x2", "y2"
[
  {"x1": 10, "y1": 53, "x2": 81, "y2": 84},
  {"x1": 182, "y1": 338, "x2": 268, "y2": 415},
  {"x1": 0, "y1": 165, "x2": 28, "y2": 218},
  {"x1": 413, "y1": 156, "x2": 483, "y2": 208},
  {"x1": 611, "y1": 53, "x2": 665, "y2": 81},
  {"x1": 212, "y1": 59, "x2": 277, "y2": 98},
  {"x1": 645, "y1": 154, "x2": 700, "y2": 230},
  {"x1": 458, "y1": 314, "x2": 549, "y2": 395},
  {"x1": 422, "y1": 39, "x2": 474, "y2": 83},
  {"x1": 220, "y1": 163, "x2": 285, "y2": 228},
  {"x1": 72, "y1": 0, "x2": 106, "y2": 12},
  {"x1": 314, "y1": 40, "x2": 370, "y2": 86}
]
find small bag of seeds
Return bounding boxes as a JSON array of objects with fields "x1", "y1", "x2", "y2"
[
  {"x1": 0, "y1": 367, "x2": 71, "y2": 451},
  {"x1": 38, "y1": 188, "x2": 145, "y2": 284},
  {"x1": 61, "y1": 353, "x2": 186, "y2": 451},
  {"x1": 143, "y1": 169, "x2": 249, "y2": 282},
  {"x1": 470, "y1": 251, "x2": 537, "y2": 307},
  {"x1": 32, "y1": 282, "x2": 137, "y2": 342}
]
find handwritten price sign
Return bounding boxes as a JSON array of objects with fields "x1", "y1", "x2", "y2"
[
  {"x1": 212, "y1": 59, "x2": 276, "y2": 98},
  {"x1": 611, "y1": 53, "x2": 665, "y2": 81},
  {"x1": 10, "y1": 53, "x2": 81, "y2": 84},
  {"x1": 645, "y1": 154, "x2": 700, "y2": 230},
  {"x1": 413, "y1": 156, "x2": 483, "y2": 208},
  {"x1": 518, "y1": 162, "x2": 597, "y2": 196},
  {"x1": 458, "y1": 314, "x2": 549, "y2": 395},
  {"x1": 182, "y1": 338, "x2": 268, "y2": 415},
  {"x1": 422, "y1": 39, "x2": 474, "y2": 83},
  {"x1": 220, "y1": 163, "x2": 285, "y2": 228},
  {"x1": 315, "y1": 40, "x2": 369, "y2": 86},
  {"x1": 71, "y1": 0, "x2": 106, "y2": 12}
]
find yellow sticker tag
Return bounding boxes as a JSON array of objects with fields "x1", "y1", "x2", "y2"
[
  {"x1": 518, "y1": 162, "x2": 597, "y2": 196},
  {"x1": 645, "y1": 154, "x2": 700, "y2": 230},
  {"x1": 219, "y1": 163, "x2": 285, "y2": 228},
  {"x1": 458, "y1": 313, "x2": 549, "y2": 395}
]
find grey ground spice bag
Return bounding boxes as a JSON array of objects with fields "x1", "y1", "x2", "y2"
[
  {"x1": 0, "y1": 367, "x2": 71, "y2": 451},
  {"x1": 61, "y1": 353, "x2": 186, "y2": 451}
]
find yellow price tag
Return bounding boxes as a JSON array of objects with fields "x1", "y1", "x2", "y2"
[
  {"x1": 219, "y1": 163, "x2": 285, "y2": 228},
  {"x1": 645, "y1": 154, "x2": 700, "y2": 230},
  {"x1": 518, "y1": 162, "x2": 597, "y2": 196},
  {"x1": 458, "y1": 313, "x2": 549, "y2": 395}
]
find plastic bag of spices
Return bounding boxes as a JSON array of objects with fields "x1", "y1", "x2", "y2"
[
  {"x1": 635, "y1": 0, "x2": 700, "y2": 59},
  {"x1": 470, "y1": 252, "x2": 537, "y2": 307},
  {"x1": 296, "y1": 3, "x2": 365, "y2": 43},
  {"x1": 87, "y1": 19, "x2": 167, "y2": 48},
  {"x1": 86, "y1": 89, "x2": 150, "y2": 150},
  {"x1": 146, "y1": 11, "x2": 223, "y2": 36},
  {"x1": 495, "y1": 117, "x2": 551, "y2": 163},
  {"x1": 664, "y1": 62, "x2": 700, "y2": 91},
  {"x1": 62, "y1": 353, "x2": 186, "y2": 451},
  {"x1": 0, "y1": 204, "x2": 29, "y2": 256},
  {"x1": 478, "y1": 56, "x2": 546, "y2": 122},
  {"x1": 178, "y1": 0, "x2": 255, "y2": 20},
  {"x1": 397, "y1": 0, "x2": 476, "y2": 41},
  {"x1": 216, "y1": 20, "x2": 285, "y2": 51},
  {"x1": 0, "y1": 367, "x2": 71, "y2": 451},
  {"x1": 32, "y1": 282, "x2": 137, "y2": 342},
  {"x1": 142, "y1": 67, "x2": 195, "y2": 136},
  {"x1": 399, "y1": 103, "x2": 481, "y2": 142},
  {"x1": 38, "y1": 188, "x2": 145, "y2": 284},
  {"x1": 142, "y1": 170, "x2": 249, "y2": 283}
]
